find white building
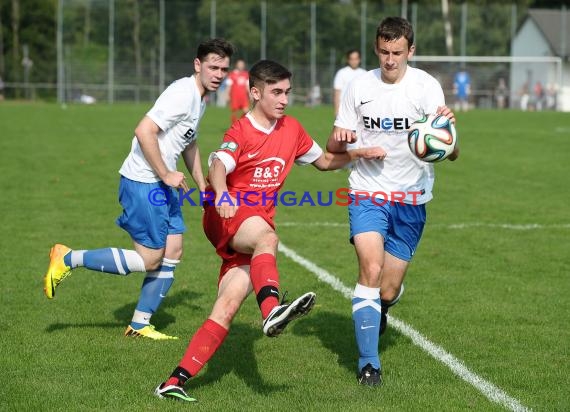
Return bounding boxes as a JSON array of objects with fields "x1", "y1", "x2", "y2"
[{"x1": 511, "y1": 8, "x2": 570, "y2": 111}]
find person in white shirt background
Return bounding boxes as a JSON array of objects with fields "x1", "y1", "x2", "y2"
[{"x1": 333, "y1": 49, "x2": 367, "y2": 117}]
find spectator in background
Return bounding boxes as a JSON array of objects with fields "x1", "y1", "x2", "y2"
[
  {"x1": 519, "y1": 82, "x2": 530, "y2": 111},
  {"x1": 533, "y1": 81, "x2": 544, "y2": 111},
  {"x1": 216, "y1": 77, "x2": 229, "y2": 107},
  {"x1": 453, "y1": 68, "x2": 471, "y2": 111},
  {"x1": 226, "y1": 59, "x2": 250, "y2": 123},
  {"x1": 546, "y1": 83, "x2": 557, "y2": 110},
  {"x1": 333, "y1": 49, "x2": 366, "y2": 117},
  {"x1": 494, "y1": 77, "x2": 508, "y2": 109},
  {"x1": 0, "y1": 76, "x2": 4, "y2": 101},
  {"x1": 307, "y1": 83, "x2": 322, "y2": 107}
]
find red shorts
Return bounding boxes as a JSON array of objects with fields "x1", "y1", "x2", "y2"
[
  {"x1": 203, "y1": 202, "x2": 275, "y2": 282},
  {"x1": 230, "y1": 95, "x2": 249, "y2": 111}
]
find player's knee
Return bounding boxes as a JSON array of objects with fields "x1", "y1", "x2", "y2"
[
  {"x1": 381, "y1": 284, "x2": 401, "y2": 303},
  {"x1": 144, "y1": 261, "x2": 161, "y2": 272},
  {"x1": 166, "y1": 247, "x2": 183, "y2": 261},
  {"x1": 259, "y1": 230, "x2": 279, "y2": 249},
  {"x1": 143, "y1": 255, "x2": 163, "y2": 271},
  {"x1": 360, "y1": 262, "x2": 383, "y2": 282}
]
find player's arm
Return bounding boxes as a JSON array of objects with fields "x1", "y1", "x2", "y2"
[
  {"x1": 181, "y1": 141, "x2": 206, "y2": 193},
  {"x1": 134, "y1": 116, "x2": 189, "y2": 191},
  {"x1": 333, "y1": 89, "x2": 341, "y2": 116},
  {"x1": 312, "y1": 146, "x2": 387, "y2": 171},
  {"x1": 435, "y1": 105, "x2": 460, "y2": 161},
  {"x1": 326, "y1": 126, "x2": 357, "y2": 153},
  {"x1": 208, "y1": 157, "x2": 238, "y2": 218}
]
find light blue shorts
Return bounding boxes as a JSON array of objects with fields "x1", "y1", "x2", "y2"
[
  {"x1": 116, "y1": 176, "x2": 185, "y2": 249},
  {"x1": 348, "y1": 194, "x2": 426, "y2": 261}
]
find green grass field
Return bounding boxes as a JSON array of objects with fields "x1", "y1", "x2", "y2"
[{"x1": 1, "y1": 103, "x2": 568, "y2": 411}]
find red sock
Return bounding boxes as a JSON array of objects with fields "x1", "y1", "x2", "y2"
[
  {"x1": 178, "y1": 319, "x2": 228, "y2": 377},
  {"x1": 250, "y1": 253, "x2": 280, "y2": 319}
]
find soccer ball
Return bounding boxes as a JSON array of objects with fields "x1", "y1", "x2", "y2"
[{"x1": 407, "y1": 114, "x2": 457, "y2": 162}]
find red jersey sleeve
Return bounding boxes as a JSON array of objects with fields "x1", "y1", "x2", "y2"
[{"x1": 208, "y1": 122, "x2": 244, "y2": 174}]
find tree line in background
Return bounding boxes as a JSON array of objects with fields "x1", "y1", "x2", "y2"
[{"x1": 0, "y1": 0, "x2": 560, "y2": 100}]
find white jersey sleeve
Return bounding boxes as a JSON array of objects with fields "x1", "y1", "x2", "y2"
[
  {"x1": 295, "y1": 141, "x2": 323, "y2": 165},
  {"x1": 147, "y1": 82, "x2": 192, "y2": 132},
  {"x1": 119, "y1": 77, "x2": 206, "y2": 183}
]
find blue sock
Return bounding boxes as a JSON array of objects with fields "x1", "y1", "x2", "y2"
[
  {"x1": 63, "y1": 248, "x2": 145, "y2": 275},
  {"x1": 130, "y1": 258, "x2": 178, "y2": 329},
  {"x1": 352, "y1": 283, "x2": 382, "y2": 371}
]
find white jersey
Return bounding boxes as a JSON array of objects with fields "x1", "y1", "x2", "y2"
[
  {"x1": 334, "y1": 66, "x2": 367, "y2": 102},
  {"x1": 119, "y1": 76, "x2": 206, "y2": 183},
  {"x1": 335, "y1": 66, "x2": 445, "y2": 205}
]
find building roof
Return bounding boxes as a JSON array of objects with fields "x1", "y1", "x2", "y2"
[{"x1": 526, "y1": 9, "x2": 570, "y2": 58}]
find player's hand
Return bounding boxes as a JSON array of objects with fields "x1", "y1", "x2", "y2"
[
  {"x1": 332, "y1": 126, "x2": 357, "y2": 143},
  {"x1": 163, "y1": 171, "x2": 189, "y2": 192},
  {"x1": 447, "y1": 146, "x2": 460, "y2": 161},
  {"x1": 215, "y1": 193, "x2": 238, "y2": 218},
  {"x1": 351, "y1": 146, "x2": 387, "y2": 161},
  {"x1": 436, "y1": 105, "x2": 456, "y2": 124}
]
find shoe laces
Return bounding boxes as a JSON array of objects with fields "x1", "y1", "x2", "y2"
[
  {"x1": 57, "y1": 270, "x2": 72, "y2": 284},
  {"x1": 279, "y1": 291, "x2": 289, "y2": 305}
]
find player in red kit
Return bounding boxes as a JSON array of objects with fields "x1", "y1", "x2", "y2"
[
  {"x1": 154, "y1": 60, "x2": 386, "y2": 402},
  {"x1": 227, "y1": 59, "x2": 250, "y2": 122}
]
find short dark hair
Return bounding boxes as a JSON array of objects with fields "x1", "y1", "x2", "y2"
[
  {"x1": 346, "y1": 49, "x2": 360, "y2": 59},
  {"x1": 196, "y1": 38, "x2": 235, "y2": 62},
  {"x1": 376, "y1": 17, "x2": 414, "y2": 48},
  {"x1": 248, "y1": 60, "x2": 292, "y2": 91}
]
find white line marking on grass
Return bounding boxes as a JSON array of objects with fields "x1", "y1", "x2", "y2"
[
  {"x1": 278, "y1": 242, "x2": 531, "y2": 412},
  {"x1": 279, "y1": 221, "x2": 570, "y2": 230}
]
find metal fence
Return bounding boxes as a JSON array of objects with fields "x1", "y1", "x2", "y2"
[{"x1": 1, "y1": 1, "x2": 566, "y2": 110}]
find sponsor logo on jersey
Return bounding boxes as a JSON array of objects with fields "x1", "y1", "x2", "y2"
[
  {"x1": 252, "y1": 157, "x2": 286, "y2": 186},
  {"x1": 363, "y1": 116, "x2": 412, "y2": 131},
  {"x1": 183, "y1": 127, "x2": 196, "y2": 141},
  {"x1": 219, "y1": 141, "x2": 238, "y2": 152}
]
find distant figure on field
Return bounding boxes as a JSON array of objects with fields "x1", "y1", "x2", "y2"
[
  {"x1": 226, "y1": 59, "x2": 250, "y2": 122},
  {"x1": 494, "y1": 78, "x2": 508, "y2": 109},
  {"x1": 333, "y1": 49, "x2": 366, "y2": 117},
  {"x1": 453, "y1": 69, "x2": 471, "y2": 111}
]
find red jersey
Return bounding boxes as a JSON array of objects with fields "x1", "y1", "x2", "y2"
[
  {"x1": 209, "y1": 113, "x2": 323, "y2": 218},
  {"x1": 227, "y1": 70, "x2": 249, "y2": 101}
]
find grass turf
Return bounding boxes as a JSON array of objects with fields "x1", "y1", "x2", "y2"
[{"x1": 1, "y1": 103, "x2": 568, "y2": 411}]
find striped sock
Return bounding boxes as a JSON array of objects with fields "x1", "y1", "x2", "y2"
[{"x1": 63, "y1": 248, "x2": 145, "y2": 275}]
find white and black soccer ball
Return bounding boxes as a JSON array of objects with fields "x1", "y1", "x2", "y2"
[{"x1": 407, "y1": 114, "x2": 457, "y2": 163}]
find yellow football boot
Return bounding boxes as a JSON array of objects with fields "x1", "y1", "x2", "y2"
[
  {"x1": 124, "y1": 324, "x2": 178, "y2": 340},
  {"x1": 43, "y1": 244, "x2": 72, "y2": 299}
]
